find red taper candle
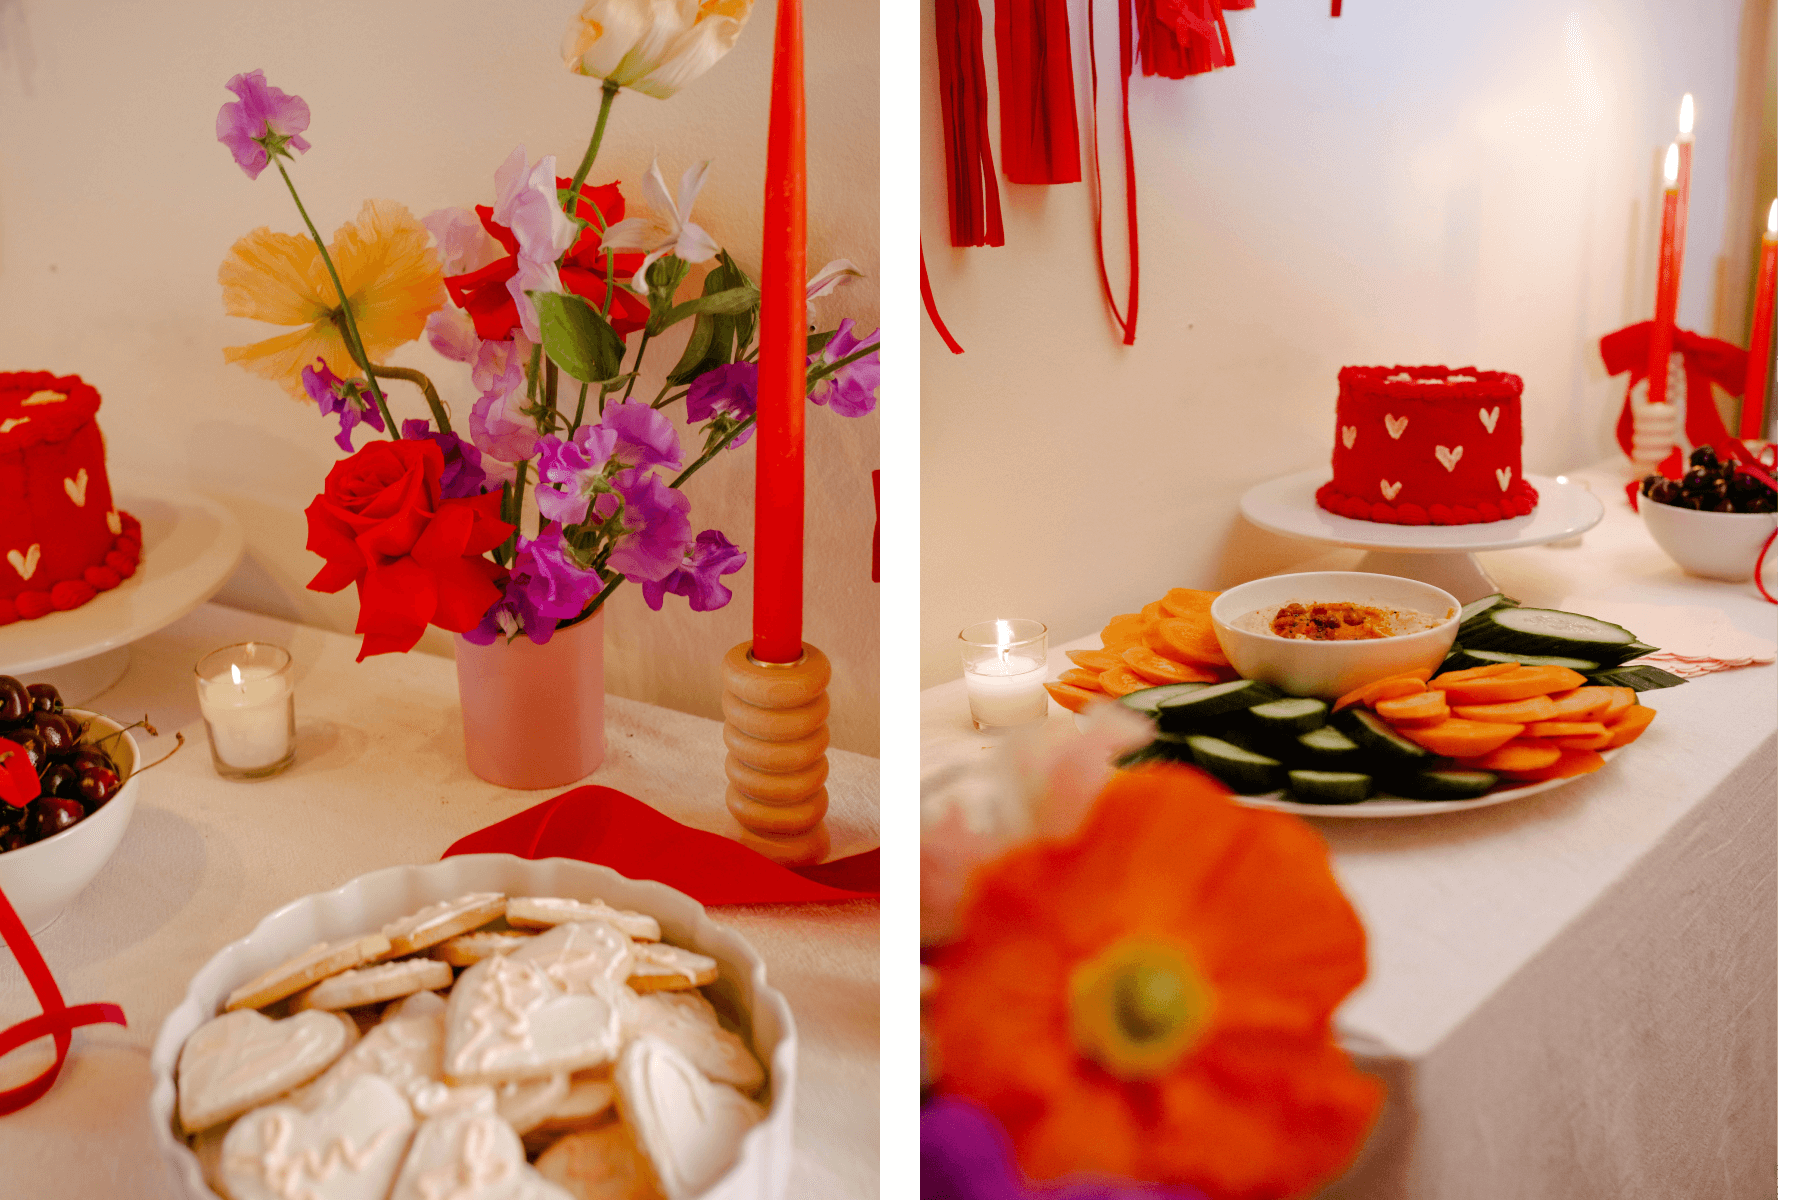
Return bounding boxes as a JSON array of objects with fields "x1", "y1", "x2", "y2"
[
  {"x1": 1742, "y1": 199, "x2": 1778, "y2": 438},
  {"x1": 1647, "y1": 144, "x2": 1682, "y2": 409},
  {"x1": 753, "y1": 0, "x2": 807, "y2": 665},
  {"x1": 1673, "y1": 94, "x2": 1694, "y2": 294}
]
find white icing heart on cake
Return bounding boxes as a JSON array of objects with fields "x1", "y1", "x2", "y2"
[
  {"x1": 1379, "y1": 480, "x2": 1402, "y2": 501},
  {"x1": 6, "y1": 544, "x2": 39, "y2": 581},
  {"x1": 21, "y1": 390, "x2": 66, "y2": 405},
  {"x1": 1384, "y1": 414, "x2": 1408, "y2": 439},
  {"x1": 106, "y1": 509, "x2": 122, "y2": 535},
  {"x1": 1496, "y1": 467, "x2": 1513, "y2": 491},
  {"x1": 218, "y1": 1074, "x2": 413, "y2": 1200},
  {"x1": 0, "y1": 417, "x2": 27, "y2": 434},
  {"x1": 442, "y1": 953, "x2": 626, "y2": 1086},
  {"x1": 1479, "y1": 406, "x2": 1500, "y2": 433},
  {"x1": 1341, "y1": 425, "x2": 1356, "y2": 449},
  {"x1": 63, "y1": 468, "x2": 88, "y2": 507},
  {"x1": 177, "y1": 1008, "x2": 355, "y2": 1133},
  {"x1": 1434, "y1": 445, "x2": 1464, "y2": 472},
  {"x1": 616, "y1": 1034, "x2": 765, "y2": 1200}
]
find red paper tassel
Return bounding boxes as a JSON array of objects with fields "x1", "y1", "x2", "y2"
[
  {"x1": 936, "y1": 0, "x2": 1005, "y2": 247},
  {"x1": 996, "y1": 0, "x2": 1083, "y2": 184},
  {"x1": 1136, "y1": 0, "x2": 1237, "y2": 79}
]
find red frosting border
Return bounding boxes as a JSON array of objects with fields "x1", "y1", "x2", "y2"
[
  {"x1": 1315, "y1": 481, "x2": 1540, "y2": 526},
  {"x1": 0, "y1": 511, "x2": 140, "y2": 625}
]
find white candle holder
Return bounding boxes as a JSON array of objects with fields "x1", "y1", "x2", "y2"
[
  {"x1": 194, "y1": 642, "x2": 295, "y2": 779},
  {"x1": 958, "y1": 619, "x2": 1050, "y2": 730}
]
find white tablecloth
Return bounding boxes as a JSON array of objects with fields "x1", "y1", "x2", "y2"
[
  {"x1": 921, "y1": 462, "x2": 1775, "y2": 1199},
  {"x1": 0, "y1": 603, "x2": 878, "y2": 1199}
]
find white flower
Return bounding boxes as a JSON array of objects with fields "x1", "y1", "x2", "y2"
[
  {"x1": 805, "y1": 258, "x2": 863, "y2": 319},
  {"x1": 562, "y1": 0, "x2": 754, "y2": 99},
  {"x1": 601, "y1": 158, "x2": 720, "y2": 293}
]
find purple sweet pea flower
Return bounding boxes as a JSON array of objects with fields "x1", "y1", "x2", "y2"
[
  {"x1": 810, "y1": 319, "x2": 880, "y2": 418},
  {"x1": 593, "y1": 468, "x2": 693, "y2": 583},
  {"x1": 300, "y1": 359, "x2": 384, "y2": 452},
  {"x1": 641, "y1": 530, "x2": 745, "y2": 612},
  {"x1": 464, "y1": 522, "x2": 601, "y2": 646},
  {"x1": 400, "y1": 420, "x2": 490, "y2": 500},
  {"x1": 216, "y1": 70, "x2": 311, "y2": 180},
  {"x1": 535, "y1": 425, "x2": 622, "y2": 526},
  {"x1": 686, "y1": 361, "x2": 757, "y2": 448},
  {"x1": 920, "y1": 1096, "x2": 1207, "y2": 1200},
  {"x1": 467, "y1": 335, "x2": 537, "y2": 462},
  {"x1": 599, "y1": 399, "x2": 684, "y2": 471}
]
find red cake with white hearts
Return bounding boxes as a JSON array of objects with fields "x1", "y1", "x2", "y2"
[
  {"x1": 0, "y1": 372, "x2": 141, "y2": 624},
  {"x1": 1315, "y1": 365, "x2": 1540, "y2": 525}
]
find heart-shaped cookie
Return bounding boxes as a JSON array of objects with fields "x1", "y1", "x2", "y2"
[
  {"x1": 1379, "y1": 480, "x2": 1403, "y2": 502},
  {"x1": 7, "y1": 544, "x2": 40, "y2": 582},
  {"x1": 509, "y1": 921, "x2": 634, "y2": 995},
  {"x1": 178, "y1": 1008, "x2": 354, "y2": 1133},
  {"x1": 1479, "y1": 406, "x2": 1500, "y2": 433},
  {"x1": 377, "y1": 892, "x2": 508, "y2": 959},
  {"x1": 390, "y1": 1109, "x2": 569, "y2": 1200},
  {"x1": 1384, "y1": 413, "x2": 1408, "y2": 439},
  {"x1": 443, "y1": 954, "x2": 627, "y2": 1086},
  {"x1": 1340, "y1": 425, "x2": 1356, "y2": 449},
  {"x1": 218, "y1": 1074, "x2": 414, "y2": 1200},
  {"x1": 507, "y1": 896, "x2": 661, "y2": 942},
  {"x1": 292, "y1": 1013, "x2": 445, "y2": 1118},
  {"x1": 536, "y1": 1123, "x2": 661, "y2": 1200},
  {"x1": 627, "y1": 991, "x2": 765, "y2": 1093},
  {"x1": 615, "y1": 1035, "x2": 765, "y2": 1200},
  {"x1": 1435, "y1": 444, "x2": 1464, "y2": 472},
  {"x1": 627, "y1": 943, "x2": 719, "y2": 993}
]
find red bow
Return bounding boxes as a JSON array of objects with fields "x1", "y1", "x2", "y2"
[
  {"x1": 0, "y1": 883, "x2": 126, "y2": 1114},
  {"x1": 1601, "y1": 321, "x2": 1749, "y2": 460}
]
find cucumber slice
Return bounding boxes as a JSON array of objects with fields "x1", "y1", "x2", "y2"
[
  {"x1": 1456, "y1": 606, "x2": 1642, "y2": 665},
  {"x1": 1332, "y1": 708, "x2": 1434, "y2": 764},
  {"x1": 1440, "y1": 646, "x2": 1604, "y2": 673},
  {"x1": 1618, "y1": 640, "x2": 1661, "y2": 660},
  {"x1": 1114, "y1": 733, "x2": 1195, "y2": 768},
  {"x1": 1188, "y1": 736, "x2": 1288, "y2": 794},
  {"x1": 1384, "y1": 769, "x2": 1501, "y2": 801},
  {"x1": 1294, "y1": 724, "x2": 1365, "y2": 768},
  {"x1": 1581, "y1": 664, "x2": 1686, "y2": 692},
  {"x1": 1116, "y1": 683, "x2": 1205, "y2": 717},
  {"x1": 1247, "y1": 696, "x2": 1330, "y2": 734},
  {"x1": 1455, "y1": 592, "x2": 1520, "y2": 630},
  {"x1": 1155, "y1": 680, "x2": 1282, "y2": 730},
  {"x1": 1287, "y1": 770, "x2": 1373, "y2": 805}
]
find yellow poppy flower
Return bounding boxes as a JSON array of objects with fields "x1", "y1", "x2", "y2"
[{"x1": 220, "y1": 198, "x2": 444, "y2": 398}]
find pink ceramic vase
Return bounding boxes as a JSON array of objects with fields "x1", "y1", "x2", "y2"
[{"x1": 453, "y1": 607, "x2": 606, "y2": 789}]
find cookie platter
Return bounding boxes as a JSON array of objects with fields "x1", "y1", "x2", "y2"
[{"x1": 149, "y1": 854, "x2": 796, "y2": 1200}]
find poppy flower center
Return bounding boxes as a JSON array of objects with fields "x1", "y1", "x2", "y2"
[{"x1": 1067, "y1": 936, "x2": 1213, "y2": 1080}]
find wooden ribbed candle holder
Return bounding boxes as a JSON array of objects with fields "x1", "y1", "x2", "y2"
[{"x1": 720, "y1": 641, "x2": 831, "y2": 865}]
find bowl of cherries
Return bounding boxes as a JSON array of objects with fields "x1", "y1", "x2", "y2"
[
  {"x1": 0, "y1": 676, "x2": 141, "y2": 933},
  {"x1": 1639, "y1": 445, "x2": 1779, "y2": 582}
]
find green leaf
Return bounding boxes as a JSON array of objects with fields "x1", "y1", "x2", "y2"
[
  {"x1": 530, "y1": 291, "x2": 624, "y2": 384},
  {"x1": 669, "y1": 313, "x2": 718, "y2": 383},
  {"x1": 806, "y1": 331, "x2": 833, "y2": 355},
  {"x1": 663, "y1": 285, "x2": 759, "y2": 326}
]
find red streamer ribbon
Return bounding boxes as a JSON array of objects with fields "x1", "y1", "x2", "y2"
[
  {"x1": 1088, "y1": 0, "x2": 1143, "y2": 345},
  {"x1": 996, "y1": 0, "x2": 1082, "y2": 183},
  {"x1": 0, "y1": 882, "x2": 126, "y2": 1114},
  {"x1": 871, "y1": 469, "x2": 880, "y2": 584},
  {"x1": 936, "y1": 0, "x2": 1006, "y2": 247},
  {"x1": 1602, "y1": 321, "x2": 1749, "y2": 460},
  {"x1": 921, "y1": 247, "x2": 966, "y2": 354}
]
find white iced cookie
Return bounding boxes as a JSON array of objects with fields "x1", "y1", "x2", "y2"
[
  {"x1": 432, "y1": 931, "x2": 531, "y2": 968},
  {"x1": 189, "y1": 1121, "x2": 231, "y2": 1194},
  {"x1": 382, "y1": 990, "x2": 449, "y2": 1023},
  {"x1": 507, "y1": 897, "x2": 660, "y2": 942},
  {"x1": 225, "y1": 934, "x2": 392, "y2": 1012},
  {"x1": 443, "y1": 954, "x2": 628, "y2": 1086},
  {"x1": 178, "y1": 1009, "x2": 355, "y2": 1133},
  {"x1": 376, "y1": 892, "x2": 508, "y2": 959},
  {"x1": 626, "y1": 944, "x2": 718, "y2": 993},
  {"x1": 495, "y1": 1074, "x2": 572, "y2": 1133},
  {"x1": 219, "y1": 1074, "x2": 415, "y2": 1200},
  {"x1": 510, "y1": 922, "x2": 634, "y2": 995},
  {"x1": 391, "y1": 1108, "x2": 574, "y2": 1200},
  {"x1": 535, "y1": 1123, "x2": 663, "y2": 1200},
  {"x1": 614, "y1": 1036, "x2": 764, "y2": 1200},
  {"x1": 537, "y1": 1073, "x2": 617, "y2": 1133},
  {"x1": 626, "y1": 992, "x2": 764, "y2": 1094},
  {"x1": 290, "y1": 1013, "x2": 445, "y2": 1119},
  {"x1": 294, "y1": 959, "x2": 454, "y2": 1012}
]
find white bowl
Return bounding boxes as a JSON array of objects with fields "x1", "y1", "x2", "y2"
[
  {"x1": 148, "y1": 855, "x2": 796, "y2": 1200},
  {"x1": 1211, "y1": 572, "x2": 1461, "y2": 700},
  {"x1": 0, "y1": 709, "x2": 140, "y2": 934},
  {"x1": 1639, "y1": 497, "x2": 1778, "y2": 582}
]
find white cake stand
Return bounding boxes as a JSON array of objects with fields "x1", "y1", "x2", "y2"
[
  {"x1": 1240, "y1": 469, "x2": 1605, "y2": 601},
  {"x1": 0, "y1": 482, "x2": 244, "y2": 705}
]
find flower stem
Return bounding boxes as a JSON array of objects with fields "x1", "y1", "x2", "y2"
[
  {"x1": 809, "y1": 340, "x2": 880, "y2": 384},
  {"x1": 573, "y1": 383, "x2": 590, "y2": 427},
  {"x1": 671, "y1": 416, "x2": 753, "y2": 489},
  {"x1": 276, "y1": 161, "x2": 397, "y2": 439},
  {"x1": 369, "y1": 365, "x2": 451, "y2": 434},
  {"x1": 564, "y1": 83, "x2": 619, "y2": 216},
  {"x1": 621, "y1": 330, "x2": 652, "y2": 400}
]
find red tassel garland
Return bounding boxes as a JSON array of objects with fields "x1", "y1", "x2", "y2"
[
  {"x1": 936, "y1": 0, "x2": 1006, "y2": 247},
  {"x1": 1136, "y1": 0, "x2": 1238, "y2": 79},
  {"x1": 996, "y1": 0, "x2": 1083, "y2": 184}
]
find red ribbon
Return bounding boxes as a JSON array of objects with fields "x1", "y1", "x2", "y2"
[
  {"x1": 871, "y1": 469, "x2": 880, "y2": 584},
  {"x1": 1602, "y1": 320, "x2": 1749, "y2": 460},
  {"x1": 0, "y1": 882, "x2": 127, "y2": 1114},
  {"x1": 921, "y1": 246, "x2": 966, "y2": 354},
  {"x1": 996, "y1": 0, "x2": 1083, "y2": 184},
  {"x1": 1088, "y1": 0, "x2": 1143, "y2": 345},
  {"x1": 936, "y1": 0, "x2": 1006, "y2": 247}
]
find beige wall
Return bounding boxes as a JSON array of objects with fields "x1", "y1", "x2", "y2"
[
  {"x1": 0, "y1": 0, "x2": 881, "y2": 754},
  {"x1": 921, "y1": 0, "x2": 1754, "y2": 686}
]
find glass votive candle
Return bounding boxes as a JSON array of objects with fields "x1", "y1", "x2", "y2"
[
  {"x1": 958, "y1": 619, "x2": 1050, "y2": 730},
  {"x1": 194, "y1": 642, "x2": 295, "y2": 779}
]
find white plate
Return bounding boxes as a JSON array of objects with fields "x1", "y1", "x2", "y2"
[
  {"x1": 0, "y1": 481, "x2": 243, "y2": 675},
  {"x1": 1240, "y1": 468, "x2": 1605, "y2": 552},
  {"x1": 148, "y1": 855, "x2": 796, "y2": 1200},
  {"x1": 1231, "y1": 749, "x2": 1621, "y2": 818}
]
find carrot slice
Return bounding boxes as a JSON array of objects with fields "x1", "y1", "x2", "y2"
[
  {"x1": 1452, "y1": 695, "x2": 1559, "y2": 724},
  {"x1": 1497, "y1": 748, "x2": 1606, "y2": 781},
  {"x1": 1545, "y1": 732, "x2": 1612, "y2": 751},
  {"x1": 1046, "y1": 681, "x2": 1106, "y2": 713},
  {"x1": 1428, "y1": 662, "x2": 1521, "y2": 689},
  {"x1": 1100, "y1": 614, "x2": 1147, "y2": 649},
  {"x1": 1598, "y1": 687, "x2": 1640, "y2": 724},
  {"x1": 1457, "y1": 738, "x2": 1561, "y2": 773},
  {"x1": 1601, "y1": 705, "x2": 1656, "y2": 748},
  {"x1": 1523, "y1": 720, "x2": 1608, "y2": 739},
  {"x1": 1141, "y1": 601, "x2": 1166, "y2": 622},
  {"x1": 1099, "y1": 666, "x2": 1156, "y2": 698},
  {"x1": 1433, "y1": 665, "x2": 1587, "y2": 705},
  {"x1": 1541, "y1": 687, "x2": 1614, "y2": 722},
  {"x1": 1067, "y1": 648, "x2": 1126, "y2": 673},
  {"x1": 1403, "y1": 717, "x2": 1525, "y2": 758},
  {"x1": 1144, "y1": 618, "x2": 1233, "y2": 668},
  {"x1": 1058, "y1": 668, "x2": 1104, "y2": 689},
  {"x1": 1374, "y1": 690, "x2": 1449, "y2": 724},
  {"x1": 1160, "y1": 588, "x2": 1221, "y2": 623},
  {"x1": 1121, "y1": 645, "x2": 1218, "y2": 685},
  {"x1": 1332, "y1": 670, "x2": 1431, "y2": 712}
]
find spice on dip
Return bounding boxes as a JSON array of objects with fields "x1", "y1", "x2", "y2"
[{"x1": 1244, "y1": 601, "x2": 1448, "y2": 642}]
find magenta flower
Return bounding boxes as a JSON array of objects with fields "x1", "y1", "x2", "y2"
[
  {"x1": 300, "y1": 359, "x2": 384, "y2": 452},
  {"x1": 810, "y1": 320, "x2": 880, "y2": 418},
  {"x1": 686, "y1": 361, "x2": 757, "y2": 447},
  {"x1": 595, "y1": 468, "x2": 693, "y2": 583},
  {"x1": 921, "y1": 1096, "x2": 1206, "y2": 1200},
  {"x1": 599, "y1": 399, "x2": 684, "y2": 471},
  {"x1": 400, "y1": 420, "x2": 490, "y2": 500},
  {"x1": 216, "y1": 70, "x2": 311, "y2": 180},
  {"x1": 642, "y1": 530, "x2": 746, "y2": 612},
  {"x1": 465, "y1": 523, "x2": 601, "y2": 646},
  {"x1": 535, "y1": 426, "x2": 622, "y2": 526}
]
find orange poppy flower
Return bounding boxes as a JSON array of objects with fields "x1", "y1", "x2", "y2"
[{"x1": 930, "y1": 763, "x2": 1382, "y2": 1200}]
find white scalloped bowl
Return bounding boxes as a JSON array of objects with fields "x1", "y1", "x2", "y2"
[{"x1": 147, "y1": 855, "x2": 796, "y2": 1200}]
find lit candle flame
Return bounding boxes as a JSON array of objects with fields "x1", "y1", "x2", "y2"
[
  {"x1": 231, "y1": 662, "x2": 244, "y2": 689},
  {"x1": 1678, "y1": 93, "x2": 1694, "y2": 140},
  {"x1": 1768, "y1": 199, "x2": 1778, "y2": 238},
  {"x1": 1662, "y1": 144, "x2": 1680, "y2": 188}
]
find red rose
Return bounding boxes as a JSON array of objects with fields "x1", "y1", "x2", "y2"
[
  {"x1": 0, "y1": 738, "x2": 38, "y2": 808},
  {"x1": 304, "y1": 440, "x2": 514, "y2": 660}
]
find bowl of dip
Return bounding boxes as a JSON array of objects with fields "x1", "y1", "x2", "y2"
[{"x1": 1211, "y1": 572, "x2": 1460, "y2": 700}]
